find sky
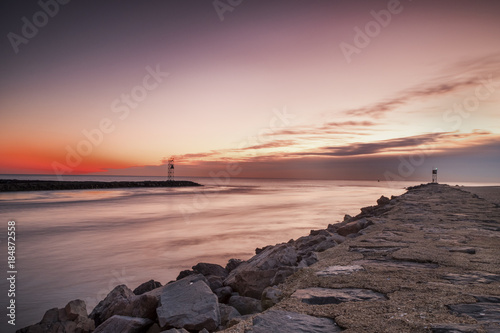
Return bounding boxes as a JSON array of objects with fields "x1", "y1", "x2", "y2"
[{"x1": 1, "y1": 0, "x2": 499, "y2": 182}]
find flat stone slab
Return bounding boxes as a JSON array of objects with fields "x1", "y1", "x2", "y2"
[
  {"x1": 448, "y1": 296, "x2": 500, "y2": 324},
  {"x1": 445, "y1": 247, "x2": 477, "y2": 254},
  {"x1": 349, "y1": 246, "x2": 402, "y2": 254},
  {"x1": 245, "y1": 309, "x2": 341, "y2": 333},
  {"x1": 292, "y1": 287, "x2": 387, "y2": 305},
  {"x1": 353, "y1": 259, "x2": 439, "y2": 270},
  {"x1": 431, "y1": 323, "x2": 480, "y2": 332},
  {"x1": 316, "y1": 265, "x2": 364, "y2": 276},
  {"x1": 442, "y1": 272, "x2": 500, "y2": 285}
]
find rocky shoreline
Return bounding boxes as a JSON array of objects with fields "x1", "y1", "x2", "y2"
[
  {"x1": 17, "y1": 183, "x2": 500, "y2": 332},
  {"x1": 0, "y1": 179, "x2": 202, "y2": 192}
]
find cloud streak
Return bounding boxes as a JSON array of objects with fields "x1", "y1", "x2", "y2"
[{"x1": 345, "y1": 55, "x2": 500, "y2": 118}]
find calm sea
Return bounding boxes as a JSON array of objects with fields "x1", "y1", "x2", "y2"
[{"x1": 0, "y1": 175, "x2": 494, "y2": 330}]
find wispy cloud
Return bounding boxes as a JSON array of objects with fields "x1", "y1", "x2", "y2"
[
  {"x1": 345, "y1": 55, "x2": 500, "y2": 118},
  {"x1": 241, "y1": 140, "x2": 296, "y2": 150},
  {"x1": 292, "y1": 131, "x2": 494, "y2": 157}
]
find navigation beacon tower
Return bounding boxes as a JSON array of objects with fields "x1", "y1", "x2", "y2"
[
  {"x1": 431, "y1": 168, "x2": 438, "y2": 183},
  {"x1": 167, "y1": 158, "x2": 174, "y2": 181}
]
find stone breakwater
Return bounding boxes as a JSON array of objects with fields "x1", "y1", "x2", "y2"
[
  {"x1": 0, "y1": 179, "x2": 201, "y2": 192},
  {"x1": 17, "y1": 184, "x2": 500, "y2": 333}
]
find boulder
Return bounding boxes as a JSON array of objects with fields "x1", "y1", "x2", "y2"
[
  {"x1": 294, "y1": 234, "x2": 337, "y2": 256},
  {"x1": 176, "y1": 269, "x2": 195, "y2": 280},
  {"x1": 377, "y1": 195, "x2": 391, "y2": 206},
  {"x1": 228, "y1": 295, "x2": 262, "y2": 315},
  {"x1": 161, "y1": 328, "x2": 189, "y2": 333},
  {"x1": 335, "y1": 219, "x2": 373, "y2": 237},
  {"x1": 133, "y1": 280, "x2": 162, "y2": 295},
  {"x1": 206, "y1": 275, "x2": 224, "y2": 291},
  {"x1": 145, "y1": 323, "x2": 162, "y2": 333},
  {"x1": 130, "y1": 293, "x2": 158, "y2": 321},
  {"x1": 90, "y1": 285, "x2": 134, "y2": 326},
  {"x1": 298, "y1": 252, "x2": 319, "y2": 267},
  {"x1": 219, "y1": 304, "x2": 241, "y2": 327},
  {"x1": 309, "y1": 229, "x2": 332, "y2": 237},
  {"x1": 156, "y1": 274, "x2": 220, "y2": 331},
  {"x1": 193, "y1": 262, "x2": 228, "y2": 278},
  {"x1": 214, "y1": 286, "x2": 233, "y2": 303},
  {"x1": 90, "y1": 285, "x2": 158, "y2": 327},
  {"x1": 336, "y1": 221, "x2": 362, "y2": 237},
  {"x1": 246, "y1": 309, "x2": 341, "y2": 333},
  {"x1": 93, "y1": 315, "x2": 153, "y2": 333},
  {"x1": 261, "y1": 286, "x2": 283, "y2": 310},
  {"x1": 225, "y1": 258, "x2": 243, "y2": 272},
  {"x1": 17, "y1": 300, "x2": 95, "y2": 333},
  {"x1": 224, "y1": 243, "x2": 298, "y2": 298}
]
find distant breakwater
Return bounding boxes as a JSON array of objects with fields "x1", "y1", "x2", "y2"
[{"x1": 0, "y1": 179, "x2": 202, "y2": 192}]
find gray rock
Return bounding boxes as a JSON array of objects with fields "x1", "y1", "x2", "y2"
[
  {"x1": 246, "y1": 309, "x2": 341, "y2": 333},
  {"x1": 228, "y1": 295, "x2": 262, "y2": 315},
  {"x1": 309, "y1": 229, "x2": 332, "y2": 237},
  {"x1": 206, "y1": 275, "x2": 224, "y2": 291},
  {"x1": 90, "y1": 284, "x2": 159, "y2": 327},
  {"x1": 199, "y1": 329, "x2": 210, "y2": 333},
  {"x1": 64, "y1": 299, "x2": 88, "y2": 321},
  {"x1": 336, "y1": 221, "x2": 363, "y2": 237},
  {"x1": 131, "y1": 293, "x2": 159, "y2": 321},
  {"x1": 176, "y1": 269, "x2": 195, "y2": 280},
  {"x1": 93, "y1": 315, "x2": 153, "y2": 333},
  {"x1": 145, "y1": 323, "x2": 162, "y2": 333},
  {"x1": 316, "y1": 265, "x2": 364, "y2": 277},
  {"x1": 193, "y1": 262, "x2": 228, "y2": 278},
  {"x1": 294, "y1": 234, "x2": 337, "y2": 256},
  {"x1": 214, "y1": 286, "x2": 233, "y2": 303},
  {"x1": 224, "y1": 243, "x2": 298, "y2": 298},
  {"x1": 161, "y1": 328, "x2": 189, "y2": 333},
  {"x1": 292, "y1": 287, "x2": 387, "y2": 305},
  {"x1": 442, "y1": 272, "x2": 500, "y2": 285},
  {"x1": 156, "y1": 274, "x2": 220, "y2": 331},
  {"x1": 448, "y1": 301, "x2": 500, "y2": 324},
  {"x1": 377, "y1": 195, "x2": 391, "y2": 206},
  {"x1": 261, "y1": 286, "x2": 283, "y2": 310},
  {"x1": 431, "y1": 323, "x2": 479, "y2": 332},
  {"x1": 133, "y1": 280, "x2": 162, "y2": 295},
  {"x1": 336, "y1": 218, "x2": 374, "y2": 237},
  {"x1": 17, "y1": 299, "x2": 95, "y2": 333},
  {"x1": 298, "y1": 252, "x2": 319, "y2": 267},
  {"x1": 90, "y1": 285, "x2": 134, "y2": 326},
  {"x1": 447, "y1": 247, "x2": 476, "y2": 254},
  {"x1": 226, "y1": 258, "x2": 244, "y2": 272},
  {"x1": 219, "y1": 304, "x2": 241, "y2": 327}
]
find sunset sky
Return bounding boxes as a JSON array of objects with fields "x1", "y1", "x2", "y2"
[{"x1": 1, "y1": 0, "x2": 499, "y2": 182}]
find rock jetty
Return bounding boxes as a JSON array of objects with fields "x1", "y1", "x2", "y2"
[
  {"x1": 17, "y1": 183, "x2": 500, "y2": 332},
  {"x1": 0, "y1": 179, "x2": 201, "y2": 192}
]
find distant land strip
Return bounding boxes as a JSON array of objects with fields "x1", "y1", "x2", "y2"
[{"x1": 0, "y1": 179, "x2": 202, "y2": 192}]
